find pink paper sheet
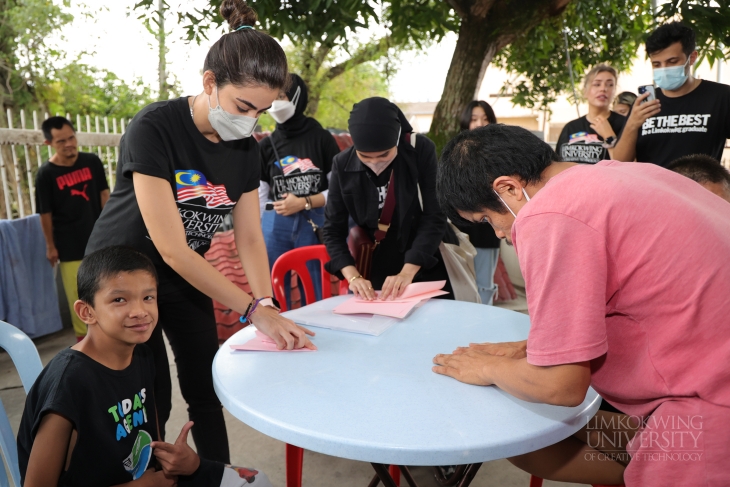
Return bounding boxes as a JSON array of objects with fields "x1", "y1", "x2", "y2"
[
  {"x1": 354, "y1": 280, "x2": 448, "y2": 303},
  {"x1": 336, "y1": 281, "x2": 448, "y2": 318},
  {"x1": 230, "y1": 331, "x2": 315, "y2": 352}
]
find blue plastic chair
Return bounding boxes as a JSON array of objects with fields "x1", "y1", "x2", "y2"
[{"x1": 0, "y1": 320, "x2": 43, "y2": 487}]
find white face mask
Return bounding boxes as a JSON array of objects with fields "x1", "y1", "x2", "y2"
[
  {"x1": 493, "y1": 188, "x2": 530, "y2": 218},
  {"x1": 269, "y1": 86, "x2": 301, "y2": 124},
  {"x1": 207, "y1": 88, "x2": 257, "y2": 140},
  {"x1": 361, "y1": 148, "x2": 398, "y2": 175}
]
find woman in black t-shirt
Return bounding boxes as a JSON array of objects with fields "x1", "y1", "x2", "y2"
[
  {"x1": 322, "y1": 97, "x2": 452, "y2": 300},
  {"x1": 259, "y1": 74, "x2": 341, "y2": 308},
  {"x1": 86, "y1": 0, "x2": 314, "y2": 464},
  {"x1": 556, "y1": 64, "x2": 626, "y2": 164}
]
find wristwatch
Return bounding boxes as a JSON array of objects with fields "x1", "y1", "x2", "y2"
[
  {"x1": 304, "y1": 196, "x2": 312, "y2": 211},
  {"x1": 258, "y1": 297, "x2": 281, "y2": 311},
  {"x1": 602, "y1": 135, "x2": 617, "y2": 149}
]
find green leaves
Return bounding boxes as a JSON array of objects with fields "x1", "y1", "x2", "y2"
[
  {"x1": 36, "y1": 61, "x2": 157, "y2": 119},
  {"x1": 493, "y1": 0, "x2": 653, "y2": 111},
  {"x1": 492, "y1": 0, "x2": 730, "y2": 111},
  {"x1": 656, "y1": 0, "x2": 730, "y2": 67}
]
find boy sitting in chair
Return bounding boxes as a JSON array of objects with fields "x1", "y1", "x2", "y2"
[{"x1": 17, "y1": 246, "x2": 271, "y2": 487}]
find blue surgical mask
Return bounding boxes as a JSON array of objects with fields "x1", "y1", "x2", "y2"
[
  {"x1": 653, "y1": 57, "x2": 691, "y2": 92},
  {"x1": 207, "y1": 88, "x2": 258, "y2": 140},
  {"x1": 493, "y1": 188, "x2": 530, "y2": 218}
]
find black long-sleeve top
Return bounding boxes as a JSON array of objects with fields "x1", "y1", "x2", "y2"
[{"x1": 323, "y1": 133, "x2": 447, "y2": 278}]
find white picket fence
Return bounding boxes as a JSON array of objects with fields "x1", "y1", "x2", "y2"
[{"x1": 0, "y1": 109, "x2": 126, "y2": 220}]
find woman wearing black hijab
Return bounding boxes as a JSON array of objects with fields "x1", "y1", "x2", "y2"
[
  {"x1": 259, "y1": 74, "x2": 341, "y2": 306},
  {"x1": 323, "y1": 97, "x2": 452, "y2": 300}
]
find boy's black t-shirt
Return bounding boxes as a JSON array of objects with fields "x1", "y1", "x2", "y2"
[
  {"x1": 85, "y1": 97, "x2": 260, "y2": 293},
  {"x1": 556, "y1": 112, "x2": 626, "y2": 164},
  {"x1": 34, "y1": 153, "x2": 109, "y2": 261},
  {"x1": 631, "y1": 80, "x2": 730, "y2": 167},
  {"x1": 258, "y1": 120, "x2": 340, "y2": 201},
  {"x1": 17, "y1": 346, "x2": 159, "y2": 487}
]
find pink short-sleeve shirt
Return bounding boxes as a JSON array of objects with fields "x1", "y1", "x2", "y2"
[{"x1": 513, "y1": 161, "x2": 730, "y2": 486}]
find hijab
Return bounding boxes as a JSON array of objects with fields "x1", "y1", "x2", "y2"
[{"x1": 348, "y1": 97, "x2": 413, "y2": 152}]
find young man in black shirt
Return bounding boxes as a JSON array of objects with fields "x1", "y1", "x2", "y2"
[
  {"x1": 18, "y1": 246, "x2": 271, "y2": 487},
  {"x1": 35, "y1": 116, "x2": 110, "y2": 341},
  {"x1": 613, "y1": 22, "x2": 730, "y2": 167}
]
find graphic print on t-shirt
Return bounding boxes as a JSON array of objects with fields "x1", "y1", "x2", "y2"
[
  {"x1": 175, "y1": 170, "x2": 235, "y2": 252},
  {"x1": 107, "y1": 388, "x2": 152, "y2": 480},
  {"x1": 561, "y1": 132, "x2": 604, "y2": 164},
  {"x1": 641, "y1": 113, "x2": 711, "y2": 135},
  {"x1": 377, "y1": 182, "x2": 389, "y2": 209},
  {"x1": 55, "y1": 166, "x2": 93, "y2": 190},
  {"x1": 271, "y1": 155, "x2": 322, "y2": 200},
  {"x1": 123, "y1": 430, "x2": 152, "y2": 480}
]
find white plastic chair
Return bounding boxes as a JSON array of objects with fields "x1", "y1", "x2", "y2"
[{"x1": 0, "y1": 321, "x2": 43, "y2": 487}]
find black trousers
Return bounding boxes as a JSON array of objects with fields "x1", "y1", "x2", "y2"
[{"x1": 146, "y1": 286, "x2": 230, "y2": 463}]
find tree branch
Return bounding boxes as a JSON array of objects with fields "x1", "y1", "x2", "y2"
[
  {"x1": 445, "y1": 0, "x2": 468, "y2": 19},
  {"x1": 471, "y1": 0, "x2": 497, "y2": 19},
  {"x1": 550, "y1": 0, "x2": 571, "y2": 15},
  {"x1": 325, "y1": 36, "x2": 391, "y2": 81}
]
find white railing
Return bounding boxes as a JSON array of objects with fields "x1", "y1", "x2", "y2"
[{"x1": 0, "y1": 109, "x2": 126, "y2": 220}]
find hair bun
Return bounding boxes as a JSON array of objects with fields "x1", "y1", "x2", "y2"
[{"x1": 221, "y1": 0, "x2": 258, "y2": 30}]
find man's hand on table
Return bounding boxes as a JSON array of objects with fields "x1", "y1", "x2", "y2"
[
  {"x1": 431, "y1": 340, "x2": 526, "y2": 387},
  {"x1": 432, "y1": 348, "x2": 505, "y2": 386},
  {"x1": 457, "y1": 340, "x2": 527, "y2": 359}
]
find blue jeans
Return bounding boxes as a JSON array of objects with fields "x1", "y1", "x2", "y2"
[
  {"x1": 262, "y1": 207, "x2": 324, "y2": 308},
  {"x1": 474, "y1": 247, "x2": 499, "y2": 305}
]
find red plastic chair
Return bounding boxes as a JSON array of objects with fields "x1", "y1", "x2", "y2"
[
  {"x1": 272, "y1": 245, "x2": 348, "y2": 312},
  {"x1": 530, "y1": 475, "x2": 624, "y2": 487},
  {"x1": 271, "y1": 245, "x2": 349, "y2": 487}
]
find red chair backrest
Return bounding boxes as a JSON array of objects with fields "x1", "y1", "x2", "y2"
[{"x1": 271, "y1": 245, "x2": 338, "y2": 312}]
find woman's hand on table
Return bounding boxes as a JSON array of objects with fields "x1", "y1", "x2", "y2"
[
  {"x1": 273, "y1": 193, "x2": 305, "y2": 216},
  {"x1": 342, "y1": 265, "x2": 376, "y2": 300},
  {"x1": 432, "y1": 349, "x2": 502, "y2": 386},
  {"x1": 350, "y1": 276, "x2": 376, "y2": 300},
  {"x1": 455, "y1": 340, "x2": 527, "y2": 359},
  {"x1": 379, "y1": 264, "x2": 419, "y2": 300},
  {"x1": 251, "y1": 305, "x2": 316, "y2": 350}
]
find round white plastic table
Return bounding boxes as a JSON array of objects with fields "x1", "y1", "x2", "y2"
[{"x1": 213, "y1": 296, "x2": 600, "y2": 483}]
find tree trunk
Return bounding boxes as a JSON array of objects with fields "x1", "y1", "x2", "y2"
[
  {"x1": 429, "y1": 0, "x2": 572, "y2": 152},
  {"x1": 428, "y1": 18, "x2": 497, "y2": 150},
  {"x1": 299, "y1": 42, "x2": 332, "y2": 118},
  {"x1": 157, "y1": 0, "x2": 168, "y2": 101}
]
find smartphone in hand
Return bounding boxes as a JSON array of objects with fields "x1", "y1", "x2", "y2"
[{"x1": 638, "y1": 85, "x2": 656, "y2": 104}]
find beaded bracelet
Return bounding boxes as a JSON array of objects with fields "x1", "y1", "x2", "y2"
[{"x1": 239, "y1": 297, "x2": 264, "y2": 324}]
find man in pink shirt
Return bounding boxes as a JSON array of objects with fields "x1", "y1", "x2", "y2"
[{"x1": 433, "y1": 124, "x2": 730, "y2": 486}]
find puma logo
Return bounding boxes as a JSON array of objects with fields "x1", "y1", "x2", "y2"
[{"x1": 70, "y1": 184, "x2": 90, "y2": 201}]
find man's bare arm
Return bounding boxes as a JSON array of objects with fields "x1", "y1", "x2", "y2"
[
  {"x1": 39, "y1": 212, "x2": 58, "y2": 265},
  {"x1": 100, "y1": 189, "x2": 110, "y2": 208},
  {"x1": 612, "y1": 92, "x2": 662, "y2": 162},
  {"x1": 433, "y1": 350, "x2": 591, "y2": 407}
]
